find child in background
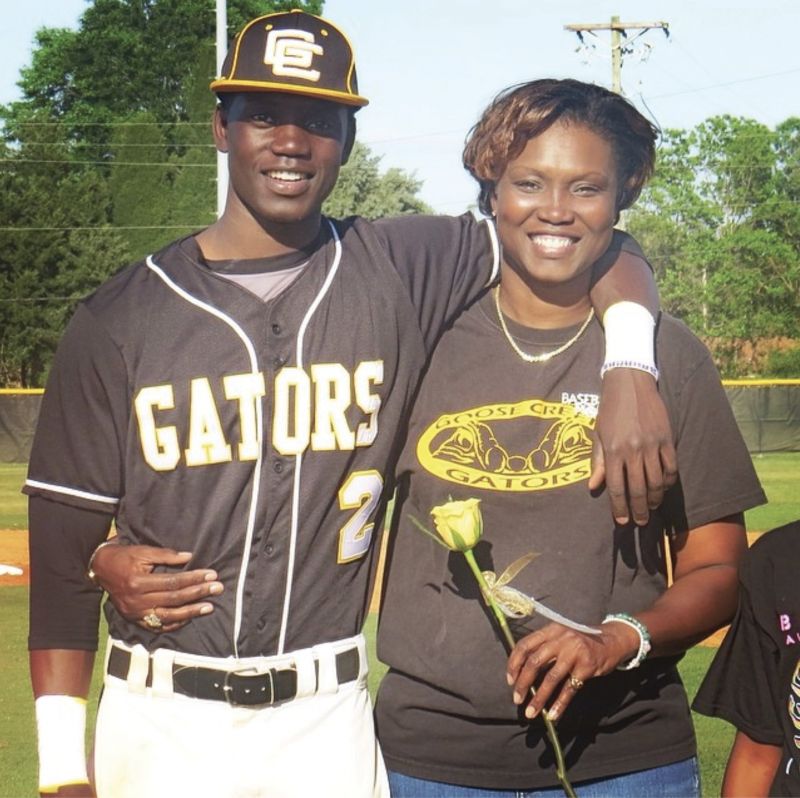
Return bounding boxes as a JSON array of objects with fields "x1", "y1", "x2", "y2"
[{"x1": 693, "y1": 520, "x2": 800, "y2": 796}]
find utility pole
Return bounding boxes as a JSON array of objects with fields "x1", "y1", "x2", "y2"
[
  {"x1": 564, "y1": 16, "x2": 668, "y2": 230},
  {"x1": 216, "y1": 0, "x2": 228, "y2": 218},
  {"x1": 564, "y1": 16, "x2": 669, "y2": 95}
]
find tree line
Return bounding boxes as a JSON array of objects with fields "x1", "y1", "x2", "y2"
[
  {"x1": 1, "y1": 0, "x2": 797, "y2": 386},
  {"x1": 628, "y1": 115, "x2": 800, "y2": 377}
]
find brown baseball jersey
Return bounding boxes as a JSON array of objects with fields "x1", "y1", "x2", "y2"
[{"x1": 25, "y1": 214, "x2": 499, "y2": 658}]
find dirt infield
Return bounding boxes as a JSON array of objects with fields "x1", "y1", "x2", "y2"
[
  {"x1": 0, "y1": 529, "x2": 28, "y2": 587},
  {"x1": 1, "y1": 530, "x2": 760, "y2": 646}
]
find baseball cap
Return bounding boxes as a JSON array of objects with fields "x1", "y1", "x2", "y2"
[{"x1": 210, "y1": 9, "x2": 369, "y2": 107}]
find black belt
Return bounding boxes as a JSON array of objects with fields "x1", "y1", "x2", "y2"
[{"x1": 107, "y1": 644, "x2": 360, "y2": 707}]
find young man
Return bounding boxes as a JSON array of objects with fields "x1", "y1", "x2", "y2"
[{"x1": 26, "y1": 10, "x2": 668, "y2": 798}]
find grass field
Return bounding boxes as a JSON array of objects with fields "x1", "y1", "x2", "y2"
[
  {"x1": 746, "y1": 452, "x2": 800, "y2": 531},
  {"x1": 0, "y1": 453, "x2": 796, "y2": 796},
  {"x1": 0, "y1": 592, "x2": 736, "y2": 798},
  {"x1": 0, "y1": 464, "x2": 27, "y2": 530}
]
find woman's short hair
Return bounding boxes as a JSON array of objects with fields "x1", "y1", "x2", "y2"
[{"x1": 463, "y1": 78, "x2": 658, "y2": 217}]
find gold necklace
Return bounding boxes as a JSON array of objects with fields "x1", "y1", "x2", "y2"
[{"x1": 493, "y1": 286, "x2": 595, "y2": 363}]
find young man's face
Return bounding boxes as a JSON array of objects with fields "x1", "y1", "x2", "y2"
[{"x1": 215, "y1": 92, "x2": 352, "y2": 236}]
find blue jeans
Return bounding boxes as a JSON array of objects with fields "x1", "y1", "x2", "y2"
[{"x1": 388, "y1": 757, "x2": 700, "y2": 797}]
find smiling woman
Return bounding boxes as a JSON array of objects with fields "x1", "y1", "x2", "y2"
[
  {"x1": 464, "y1": 78, "x2": 657, "y2": 333},
  {"x1": 490, "y1": 121, "x2": 618, "y2": 325},
  {"x1": 374, "y1": 79, "x2": 765, "y2": 798}
]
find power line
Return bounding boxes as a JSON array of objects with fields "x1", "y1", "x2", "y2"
[
  {"x1": 0, "y1": 236, "x2": 792, "y2": 255},
  {"x1": 2, "y1": 141, "x2": 216, "y2": 149},
  {"x1": 3, "y1": 121, "x2": 208, "y2": 127},
  {"x1": 0, "y1": 158, "x2": 214, "y2": 168},
  {"x1": 0, "y1": 297, "x2": 89, "y2": 303},
  {"x1": 0, "y1": 225, "x2": 206, "y2": 231},
  {"x1": 1, "y1": 202, "x2": 796, "y2": 234},
  {"x1": 1, "y1": 130, "x2": 786, "y2": 153},
  {"x1": 649, "y1": 67, "x2": 800, "y2": 100},
  {"x1": 0, "y1": 156, "x2": 788, "y2": 170}
]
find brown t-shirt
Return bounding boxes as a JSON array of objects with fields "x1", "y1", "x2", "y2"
[{"x1": 375, "y1": 295, "x2": 766, "y2": 789}]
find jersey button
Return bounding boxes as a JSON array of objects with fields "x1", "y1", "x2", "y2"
[
  {"x1": 273, "y1": 461, "x2": 284, "y2": 473},
  {"x1": 273, "y1": 355, "x2": 286, "y2": 368},
  {"x1": 271, "y1": 323, "x2": 282, "y2": 335},
  {"x1": 265, "y1": 544, "x2": 274, "y2": 556}
]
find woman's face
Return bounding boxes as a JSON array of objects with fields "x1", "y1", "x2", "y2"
[{"x1": 491, "y1": 120, "x2": 619, "y2": 295}]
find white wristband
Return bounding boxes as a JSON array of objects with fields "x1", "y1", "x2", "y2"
[
  {"x1": 35, "y1": 695, "x2": 89, "y2": 793},
  {"x1": 601, "y1": 302, "x2": 658, "y2": 380}
]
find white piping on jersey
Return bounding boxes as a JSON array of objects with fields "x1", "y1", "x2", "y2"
[
  {"x1": 145, "y1": 255, "x2": 264, "y2": 660},
  {"x1": 24, "y1": 478, "x2": 120, "y2": 506},
  {"x1": 483, "y1": 218, "x2": 501, "y2": 285},
  {"x1": 276, "y1": 218, "x2": 343, "y2": 655},
  {"x1": 146, "y1": 217, "x2": 494, "y2": 657}
]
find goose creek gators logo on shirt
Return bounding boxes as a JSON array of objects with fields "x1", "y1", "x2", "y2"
[{"x1": 416, "y1": 398, "x2": 595, "y2": 492}]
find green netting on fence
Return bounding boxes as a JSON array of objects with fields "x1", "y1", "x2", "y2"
[
  {"x1": 0, "y1": 393, "x2": 43, "y2": 464},
  {"x1": 725, "y1": 383, "x2": 800, "y2": 454},
  {"x1": 1, "y1": 384, "x2": 799, "y2": 463}
]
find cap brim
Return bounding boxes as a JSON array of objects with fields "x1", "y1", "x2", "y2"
[{"x1": 209, "y1": 79, "x2": 369, "y2": 107}]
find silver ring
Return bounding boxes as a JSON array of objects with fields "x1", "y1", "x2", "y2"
[
  {"x1": 568, "y1": 674, "x2": 584, "y2": 691},
  {"x1": 142, "y1": 611, "x2": 163, "y2": 630}
]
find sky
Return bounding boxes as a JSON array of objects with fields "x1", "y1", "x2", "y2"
[{"x1": 2, "y1": 0, "x2": 799, "y2": 214}]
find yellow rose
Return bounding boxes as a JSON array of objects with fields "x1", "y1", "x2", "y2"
[{"x1": 430, "y1": 498, "x2": 483, "y2": 551}]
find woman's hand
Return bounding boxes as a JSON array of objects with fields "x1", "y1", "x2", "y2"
[
  {"x1": 509, "y1": 516, "x2": 748, "y2": 723},
  {"x1": 589, "y1": 369, "x2": 678, "y2": 526},
  {"x1": 506, "y1": 621, "x2": 638, "y2": 722},
  {"x1": 91, "y1": 542, "x2": 223, "y2": 633}
]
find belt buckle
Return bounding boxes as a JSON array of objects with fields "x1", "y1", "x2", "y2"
[{"x1": 222, "y1": 666, "x2": 274, "y2": 707}]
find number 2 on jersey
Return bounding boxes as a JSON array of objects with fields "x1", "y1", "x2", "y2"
[{"x1": 338, "y1": 470, "x2": 383, "y2": 563}]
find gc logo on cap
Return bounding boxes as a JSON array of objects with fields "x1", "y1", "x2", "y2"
[
  {"x1": 265, "y1": 28, "x2": 323, "y2": 81},
  {"x1": 210, "y1": 9, "x2": 369, "y2": 108}
]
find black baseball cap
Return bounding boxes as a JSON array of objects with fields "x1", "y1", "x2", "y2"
[{"x1": 210, "y1": 9, "x2": 369, "y2": 108}]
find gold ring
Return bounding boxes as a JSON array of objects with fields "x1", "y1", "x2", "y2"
[
  {"x1": 142, "y1": 611, "x2": 163, "y2": 630},
  {"x1": 568, "y1": 674, "x2": 584, "y2": 691}
]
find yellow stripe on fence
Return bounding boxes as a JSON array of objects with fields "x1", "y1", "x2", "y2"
[{"x1": 722, "y1": 379, "x2": 800, "y2": 386}]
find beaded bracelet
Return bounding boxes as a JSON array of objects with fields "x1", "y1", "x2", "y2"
[
  {"x1": 602, "y1": 612, "x2": 652, "y2": 670},
  {"x1": 600, "y1": 359, "x2": 660, "y2": 381}
]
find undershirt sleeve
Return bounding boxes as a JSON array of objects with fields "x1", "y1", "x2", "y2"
[
  {"x1": 28, "y1": 495, "x2": 114, "y2": 651},
  {"x1": 28, "y1": 496, "x2": 112, "y2": 651}
]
